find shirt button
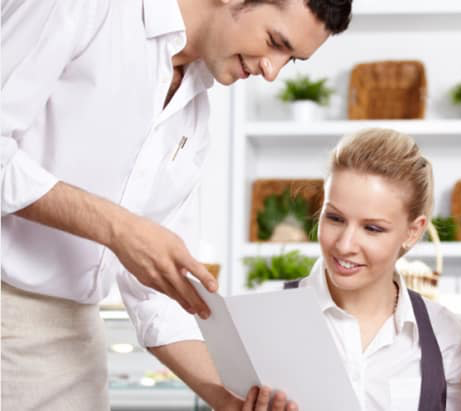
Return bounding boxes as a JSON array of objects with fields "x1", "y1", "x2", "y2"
[{"x1": 351, "y1": 368, "x2": 361, "y2": 382}]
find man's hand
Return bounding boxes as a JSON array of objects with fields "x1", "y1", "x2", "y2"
[
  {"x1": 110, "y1": 214, "x2": 217, "y2": 318},
  {"x1": 242, "y1": 386, "x2": 298, "y2": 411},
  {"x1": 15, "y1": 182, "x2": 217, "y2": 318}
]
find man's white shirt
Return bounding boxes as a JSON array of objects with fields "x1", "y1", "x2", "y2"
[{"x1": 1, "y1": 0, "x2": 214, "y2": 347}]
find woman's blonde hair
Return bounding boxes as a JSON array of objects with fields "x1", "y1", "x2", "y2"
[{"x1": 328, "y1": 128, "x2": 434, "y2": 221}]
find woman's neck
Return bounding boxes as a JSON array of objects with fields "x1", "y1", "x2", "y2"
[{"x1": 326, "y1": 272, "x2": 397, "y2": 322}]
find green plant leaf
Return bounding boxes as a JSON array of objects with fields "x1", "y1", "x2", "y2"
[
  {"x1": 257, "y1": 188, "x2": 318, "y2": 241},
  {"x1": 244, "y1": 251, "x2": 317, "y2": 288},
  {"x1": 451, "y1": 83, "x2": 461, "y2": 106},
  {"x1": 428, "y1": 216, "x2": 458, "y2": 242},
  {"x1": 278, "y1": 75, "x2": 334, "y2": 105}
]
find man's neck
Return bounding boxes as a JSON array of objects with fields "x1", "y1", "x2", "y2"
[{"x1": 174, "y1": 0, "x2": 211, "y2": 67}]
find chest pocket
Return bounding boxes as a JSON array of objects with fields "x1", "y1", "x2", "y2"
[
  {"x1": 389, "y1": 377, "x2": 420, "y2": 411},
  {"x1": 144, "y1": 139, "x2": 202, "y2": 223}
]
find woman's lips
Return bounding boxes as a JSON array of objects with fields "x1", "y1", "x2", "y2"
[{"x1": 332, "y1": 256, "x2": 364, "y2": 276}]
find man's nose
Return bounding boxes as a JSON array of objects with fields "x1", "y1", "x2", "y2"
[{"x1": 259, "y1": 55, "x2": 288, "y2": 82}]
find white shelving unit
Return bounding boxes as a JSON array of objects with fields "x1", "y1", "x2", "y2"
[
  {"x1": 241, "y1": 242, "x2": 461, "y2": 260},
  {"x1": 228, "y1": 6, "x2": 461, "y2": 302},
  {"x1": 352, "y1": 0, "x2": 461, "y2": 15}
]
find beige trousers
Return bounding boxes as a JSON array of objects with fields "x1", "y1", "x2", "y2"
[{"x1": 1, "y1": 282, "x2": 110, "y2": 411}]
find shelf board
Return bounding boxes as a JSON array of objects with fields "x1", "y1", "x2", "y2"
[
  {"x1": 241, "y1": 241, "x2": 461, "y2": 259},
  {"x1": 245, "y1": 120, "x2": 461, "y2": 140},
  {"x1": 352, "y1": 0, "x2": 461, "y2": 15}
]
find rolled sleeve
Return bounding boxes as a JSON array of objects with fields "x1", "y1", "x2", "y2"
[
  {"x1": 1, "y1": 139, "x2": 58, "y2": 215},
  {"x1": 116, "y1": 186, "x2": 205, "y2": 348},
  {"x1": 117, "y1": 271, "x2": 203, "y2": 348}
]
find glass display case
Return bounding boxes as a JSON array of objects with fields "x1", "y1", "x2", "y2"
[{"x1": 102, "y1": 308, "x2": 211, "y2": 411}]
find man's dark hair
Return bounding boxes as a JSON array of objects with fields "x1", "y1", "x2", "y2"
[{"x1": 241, "y1": 0, "x2": 352, "y2": 34}]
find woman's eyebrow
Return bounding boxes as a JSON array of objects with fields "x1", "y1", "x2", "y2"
[{"x1": 326, "y1": 203, "x2": 392, "y2": 225}]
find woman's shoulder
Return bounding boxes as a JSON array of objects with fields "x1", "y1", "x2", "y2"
[{"x1": 423, "y1": 297, "x2": 461, "y2": 348}]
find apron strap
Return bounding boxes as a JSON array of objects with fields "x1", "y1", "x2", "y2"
[
  {"x1": 283, "y1": 279, "x2": 302, "y2": 289},
  {"x1": 408, "y1": 289, "x2": 447, "y2": 411}
]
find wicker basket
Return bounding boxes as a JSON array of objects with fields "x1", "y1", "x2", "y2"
[
  {"x1": 396, "y1": 221, "x2": 442, "y2": 300},
  {"x1": 451, "y1": 180, "x2": 461, "y2": 241},
  {"x1": 348, "y1": 60, "x2": 427, "y2": 120},
  {"x1": 249, "y1": 179, "x2": 324, "y2": 242},
  {"x1": 204, "y1": 263, "x2": 220, "y2": 279}
]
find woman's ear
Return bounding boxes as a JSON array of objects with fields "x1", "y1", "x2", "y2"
[{"x1": 404, "y1": 215, "x2": 428, "y2": 249}]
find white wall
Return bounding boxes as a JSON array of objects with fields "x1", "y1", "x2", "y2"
[{"x1": 198, "y1": 84, "x2": 232, "y2": 295}]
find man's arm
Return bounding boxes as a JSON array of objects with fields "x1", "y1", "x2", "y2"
[
  {"x1": 15, "y1": 181, "x2": 217, "y2": 317},
  {"x1": 150, "y1": 341, "x2": 299, "y2": 411}
]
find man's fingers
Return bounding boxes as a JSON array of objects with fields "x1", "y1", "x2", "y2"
[
  {"x1": 181, "y1": 252, "x2": 217, "y2": 293},
  {"x1": 286, "y1": 401, "x2": 298, "y2": 411},
  {"x1": 166, "y1": 272, "x2": 211, "y2": 318},
  {"x1": 154, "y1": 273, "x2": 193, "y2": 313},
  {"x1": 158, "y1": 260, "x2": 211, "y2": 318}
]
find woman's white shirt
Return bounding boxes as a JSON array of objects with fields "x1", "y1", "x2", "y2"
[{"x1": 300, "y1": 259, "x2": 461, "y2": 411}]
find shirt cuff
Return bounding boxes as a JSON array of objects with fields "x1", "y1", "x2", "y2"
[
  {"x1": 117, "y1": 270, "x2": 203, "y2": 348},
  {"x1": 1, "y1": 143, "x2": 59, "y2": 216}
]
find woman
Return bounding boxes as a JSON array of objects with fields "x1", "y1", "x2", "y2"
[{"x1": 244, "y1": 128, "x2": 461, "y2": 411}]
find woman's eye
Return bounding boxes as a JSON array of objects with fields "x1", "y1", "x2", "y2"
[
  {"x1": 326, "y1": 214, "x2": 343, "y2": 223},
  {"x1": 365, "y1": 225, "x2": 384, "y2": 233}
]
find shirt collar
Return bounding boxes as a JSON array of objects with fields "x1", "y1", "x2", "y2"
[
  {"x1": 143, "y1": 0, "x2": 186, "y2": 39},
  {"x1": 299, "y1": 258, "x2": 341, "y2": 314},
  {"x1": 300, "y1": 257, "x2": 420, "y2": 345},
  {"x1": 393, "y1": 273, "x2": 420, "y2": 345},
  {"x1": 142, "y1": 0, "x2": 214, "y2": 91}
]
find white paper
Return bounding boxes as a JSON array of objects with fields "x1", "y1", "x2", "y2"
[{"x1": 191, "y1": 279, "x2": 361, "y2": 411}]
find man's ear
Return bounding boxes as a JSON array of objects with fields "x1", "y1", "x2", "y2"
[{"x1": 405, "y1": 215, "x2": 428, "y2": 248}]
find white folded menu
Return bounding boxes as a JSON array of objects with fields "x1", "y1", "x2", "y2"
[{"x1": 190, "y1": 279, "x2": 360, "y2": 411}]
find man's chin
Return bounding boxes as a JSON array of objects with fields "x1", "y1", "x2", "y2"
[{"x1": 213, "y1": 72, "x2": 239, "y2": 86}]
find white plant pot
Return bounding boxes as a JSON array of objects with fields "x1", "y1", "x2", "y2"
[
  {"x1": 291, "y1": 100, "x2": 326, "y2": 122},
  {"x1": 253, "y1": 280, "x2": 286, "y2": 293}
]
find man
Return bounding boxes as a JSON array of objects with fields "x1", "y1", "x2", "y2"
[{"x1": 1, "y1": 0, "x2": 352, "y2": 409}]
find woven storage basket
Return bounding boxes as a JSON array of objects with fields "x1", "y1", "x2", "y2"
[
  {"x1": 397, "y1": 221, "x2": 442, "y2": 300},
  {"x1": 249, "y1": 179, "x2": 324, "y2": 242},
  {"x1": 451, "y1": 180, "x2": 461, "y2": 241},
  {"x1": 204, "y1": 263, "x2": 220, "y2": 279},
  {"x1": 348, "y1": 60, "x2": 427, "y2": 120}
]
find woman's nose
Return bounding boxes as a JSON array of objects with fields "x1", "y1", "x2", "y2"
[{"x1": 335, "y1": 227, "x2": 359, "y2": 254}]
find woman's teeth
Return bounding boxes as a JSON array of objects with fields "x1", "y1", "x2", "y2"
[{"x1": 338, "y1": 259, "x2": 358, "y2": 269}]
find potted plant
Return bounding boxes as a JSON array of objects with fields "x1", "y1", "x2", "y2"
[
  {"x1": 427, "y1": 216, "x2": 458, "y2": 242},
  {"x1": 278, "y1": 74, "x2": 334, "y2": 121},
  {"x1": 257, "y1": 188, "x2": 318, "y2": 242},
  {"x1": 451, "y1": 83, "x2": 461, "y2": 108},
  {"x1": 244, "y1": 250, "x2": 316, "y2": 291}
]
